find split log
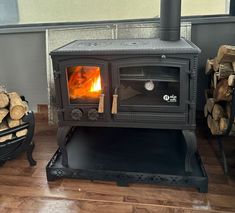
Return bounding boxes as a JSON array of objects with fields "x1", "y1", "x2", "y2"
[
  {"x1": 214, "y1": 79, "x2": 232, "y2": 102},
  {"x1": 204, "y1": 104, "x2": 208, "y2": 117},
  {"x1": 0, "y1": 121, "x2": 12, "y2": 143},
  {"x1": 216, "y1": 45, "x2": 235, "y2": 64},
  {"x1": 0, "y1": 108, "x2": 9, "y2": 123},
  {"x1": 16, "y1": 129, "x2": 28, "y2": 137},
  {"x1": 7, "y1": 117, "x2": 21, "y2": 128},
  {"x1": 8, "y1": 92, "x2": 26, "y2": 120},
  {"x1": 207, "y1": 115, "x2": 213, "y2": 129},
  {"x1": 213, "y1": 73, "x2": 218, "y2": 89},
  {"x1": 207, "y1": 98, "x2": 215, "y2": 113},
  {"x1": 218, "y1": 63, "x2": 234, "y2": 79},
  {"x1": 212, "y1": 104, "x2": 224, "y2": 121},
  {"x1": 213, "y1": 58, "x2": 220, "y2": 72},
  {"x1": 228, "y1": 75, "x2": 235, "y2": 87},
  {"x1": 219, "y1": 117, "x2": 229, "y2": 132},
  {"x1": 210, "y1": 117, "x2": 220, "y2": 135},
  {"x1": 0, "y1": 93, "x2": 9, "y2": 108},
  {"x1": 22, "y1": 101, "x2": 29, "y2": 113},
  {"x1": 205, "y1": 59, "x2": 214, "y2": 75}
]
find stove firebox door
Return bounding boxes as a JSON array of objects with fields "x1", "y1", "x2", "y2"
[
  {"x1": 111, "y1": 58, "x2": 189, "y2": 122},
  {"x1": 59, "y1": 59, "x2": 110, "y2": 121}
]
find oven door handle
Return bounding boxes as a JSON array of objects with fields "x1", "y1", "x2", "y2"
[
  {"x1": 111, "y1": 88, "x2": 118, "y2": 114},
  {"x1": 98, "y1": 94, "x2": 105, "y2": 113}
]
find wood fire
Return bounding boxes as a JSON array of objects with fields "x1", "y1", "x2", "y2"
[{"x1": 67, "y1": 66, "x2": 101, "y2": 100}]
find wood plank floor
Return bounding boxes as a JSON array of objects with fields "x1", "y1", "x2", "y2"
[{"x1": 0, "y1": 120, "x2": 235, "y2": 213}]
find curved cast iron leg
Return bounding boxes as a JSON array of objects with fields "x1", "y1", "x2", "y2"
[
  {"x1": 26, "y1": 141, "x2": 37, "y2": 166},
  {"x1": 57, "y1": 126, "x2": 72, "y2": 168},
  {"x1": 182, "y1": 130, "x2": 197, "y2": 173}
]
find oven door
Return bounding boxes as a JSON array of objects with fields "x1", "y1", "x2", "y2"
[
  {"x1": 111, "y1": 57, "x2": 189, "y2": 123},
  {"x1": 59, "y1": 58, "x2": 110, "y2": 122}
]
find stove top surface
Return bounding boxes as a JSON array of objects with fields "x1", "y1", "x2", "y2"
[{"x1": 51, "y1": 38, "x2": 200, "y2": 56}]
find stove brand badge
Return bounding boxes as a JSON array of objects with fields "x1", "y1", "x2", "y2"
[{"x1": 163, "y1": 94, "x2": 177, "y2": 103}]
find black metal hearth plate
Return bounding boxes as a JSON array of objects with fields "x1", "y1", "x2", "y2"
[{"x1": 46, "y1": 127, "x2": 208, "y2": 192}]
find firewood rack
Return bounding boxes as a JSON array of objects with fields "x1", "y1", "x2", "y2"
[
  {"x1": 0, "y1": 110, "x2": 36, "y2": 166},
  {"x1": 210, "y1": 88, "x2": 235, "y2": 174}
]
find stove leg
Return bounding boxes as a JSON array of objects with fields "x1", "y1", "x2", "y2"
[
  {"x1": 57, "y1": 126, "x2": 72, "y2": 168},
  {"x1": 182, "y1": 130, "x2": 197, "y2": 173}
]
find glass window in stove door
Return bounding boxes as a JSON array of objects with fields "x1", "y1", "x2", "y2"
[
  {"x1": 67, "y1": 66, "x2": 102, "y2": 104},
  {"x1": 119, "y1": 66, "x2": 180, "y2": 106}
]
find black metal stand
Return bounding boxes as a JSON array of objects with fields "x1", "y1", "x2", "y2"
[
  {"x1": 207, "y1": 88, "x2": 235, "y2": 175},
  {"x1": 0, "y1": 111, "x2": 36, "y2": 166},
  {"x1": 56, "y1": 127, "x2": 197, "y2": 174},
  {"x1": 46, "y1": 127, "x2": 208, "y2": 192}
]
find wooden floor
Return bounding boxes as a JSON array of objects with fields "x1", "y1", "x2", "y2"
[{"x1": 0, "y1": 120, "x2": 235, "y2": 213}]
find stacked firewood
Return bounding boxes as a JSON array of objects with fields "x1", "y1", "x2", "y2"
[
  {"x1": 0, "y1": 86, "x2": 28, "y2": 142},
  {"x1": 204, "y1": 45, "x2": 235, "y2": 135}
]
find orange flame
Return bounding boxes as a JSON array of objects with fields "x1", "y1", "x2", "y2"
[
  {"x1": 90, "y1": 75, "x2": 101, "y2": 92},
  {"x1": 67, "y1": 66, "x2": 101, "y2": 100}
]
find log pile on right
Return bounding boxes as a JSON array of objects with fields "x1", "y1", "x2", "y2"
[{"x1": 205, "y1": 45, "x2": 235, "y2": 135}]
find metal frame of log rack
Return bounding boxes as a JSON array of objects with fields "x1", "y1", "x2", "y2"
[
  {"x1": 0, "y1": 110, "x2": 36, "y2": 167},
  {"x1": 211, "y1": 88, "x2": 235, "y2": 174}
]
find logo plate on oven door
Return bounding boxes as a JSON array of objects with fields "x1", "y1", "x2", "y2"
[{"x1": 163, "y1": 94, "x2": 177, "y2": 103}]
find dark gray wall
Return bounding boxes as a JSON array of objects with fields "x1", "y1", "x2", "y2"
[
  {"x1": 0, "y1": 32, "x2": 47, "y2": 110},
  {"x1": 0, "y1": 18, "x2": 234, "y2": 111},
  {"x1": 191, "y1": 21, "x2": 235, "y2": 109}
]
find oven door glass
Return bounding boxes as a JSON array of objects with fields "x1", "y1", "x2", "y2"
[{"x1": 119, "y1": 66, "x2": 180, "y2": 108}]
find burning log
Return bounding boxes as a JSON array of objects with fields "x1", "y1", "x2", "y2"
[{"x1": 8, "y1": 92, "x2": 26, "y2": 120}]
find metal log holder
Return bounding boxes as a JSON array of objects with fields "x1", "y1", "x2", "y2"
[
  {"x1": 210, "y1": 88, "x2": 235, "y2": 174},
  {"x1": 0, "y1": 110, "x2": 36, "y2": 167}
]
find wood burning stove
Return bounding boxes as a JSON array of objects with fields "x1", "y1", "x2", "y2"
[
  {"x1": 47, "y1": 0, "x2": 208, "y2": 192},
  {"x1": 50, "y1": 38, "x2": 200, "y2": 171},
  {"x1": 51, "y1": 39, "x2": 199, "y2": 129}
]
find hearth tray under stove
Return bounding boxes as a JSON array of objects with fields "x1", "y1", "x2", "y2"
[{"x1": 46, "y1": 127, "x2": 208, "y2": 192}]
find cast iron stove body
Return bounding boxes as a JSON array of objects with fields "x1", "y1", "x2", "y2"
[
  {"x1": 49, "y1": 0, "x2": 202, "y2": 176},
  {"x1": 51, "y1": 38, "x2": 200, "y2": 130},
  {"x1": 51, "y1": 38, "x2": 200, "y2": 172}
]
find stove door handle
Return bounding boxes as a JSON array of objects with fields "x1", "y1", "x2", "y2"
[
  {"x1": 111, "y1": 94, "x2": 118, "y2": 114},
  {"x1": 98, "y1": 94, "x2": 105, "y2": 113}
]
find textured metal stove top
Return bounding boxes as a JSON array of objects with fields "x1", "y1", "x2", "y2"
[{"x1": 50, "y1": 38, "x2": 200, "y2": 56}]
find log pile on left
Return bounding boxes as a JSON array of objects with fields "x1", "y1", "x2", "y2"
[{"x1": 0, "y1": 86, "x2": 28, "y2": 143}]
